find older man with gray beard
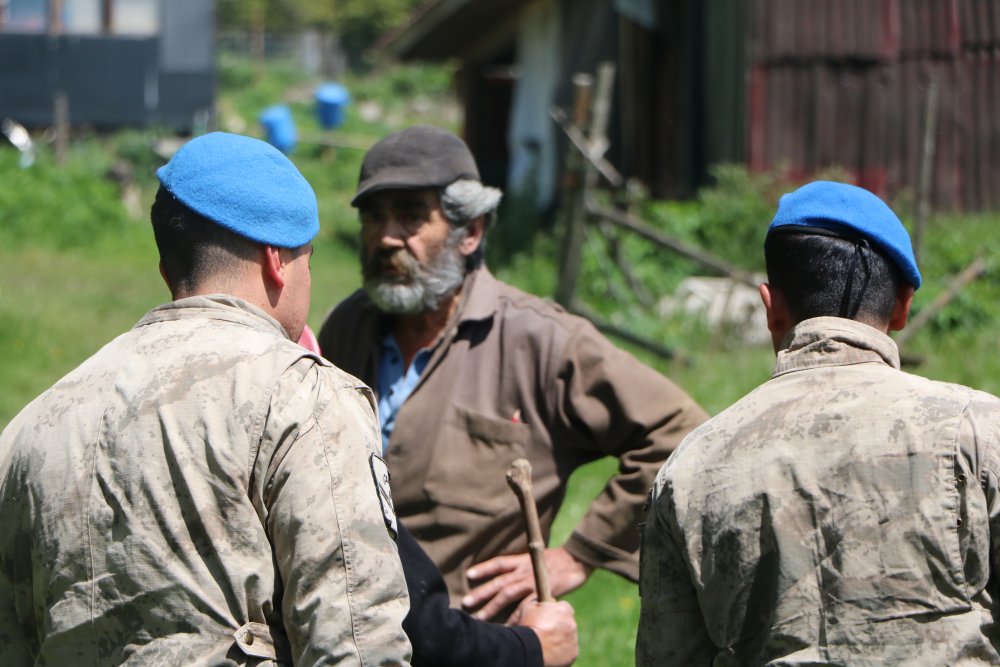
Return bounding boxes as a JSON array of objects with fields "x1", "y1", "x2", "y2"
[
  {"x1": 360, "y1": 179, "x2": 487, "y2": 318},
  {"x1": 318, "y1": 126, "x2": 707, "y2": 632}
]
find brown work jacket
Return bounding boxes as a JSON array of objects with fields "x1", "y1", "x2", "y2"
[{"x1": 319, "y1": 267, "x2": 708, "y2": 605}]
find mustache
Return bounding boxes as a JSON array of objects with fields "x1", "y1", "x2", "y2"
[{"x1": 362, "y1": 249, "x2": 421, "y2": 281}]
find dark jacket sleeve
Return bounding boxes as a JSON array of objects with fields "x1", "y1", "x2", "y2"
[{"x1": 399, "y1": 524, "x2": 543, "y2": 667}]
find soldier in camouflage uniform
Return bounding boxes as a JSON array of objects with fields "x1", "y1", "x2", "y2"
[
  {"x1": 0, "y1": 133, "x2": 412, "y2": 666},
  {"x1": 637, "y1": 181, "x2": 1000, "y2": 665}
]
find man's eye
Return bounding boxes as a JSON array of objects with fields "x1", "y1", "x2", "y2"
[{"x1": 400, "y1": 209, "x2": 425, "y2": 226}]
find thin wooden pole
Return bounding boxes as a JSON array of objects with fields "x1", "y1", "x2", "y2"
[
  {"x1": 48, "y1": 0, "x2": 63, "y2": 34},
  {"x1": 913, "y1": 69, "x2": 939, "y2": 264},
  {"x1": 555, "y1": 63, "x2": 617, "y2": 308},
  {"x1": 584, "y1": 62, "x2": 616, "y2": 192},
  {"x1": 554, "y1": 73, "x2": 594, "y2": 307},
  {"x1": 101, "y1": 0, "x2": 112, "y2": 33},
  {"x1": 54, "y1": 91, "x2": 69, "y2": 165}
]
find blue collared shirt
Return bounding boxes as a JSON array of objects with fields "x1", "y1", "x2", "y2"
[{"x1": 377, "y1": 333, "x2": 432, "y2": 453}]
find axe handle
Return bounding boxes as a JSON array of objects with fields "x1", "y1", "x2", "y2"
[{"x1": 506, "y1": 458, "x2": 554, "y2": 602}]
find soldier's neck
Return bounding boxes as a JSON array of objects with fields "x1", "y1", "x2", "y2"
[{"x1": 393, "y1": 289, "x2": 462, "y2": 370}]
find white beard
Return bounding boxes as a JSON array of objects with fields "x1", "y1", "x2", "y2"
[{"x1": 363, "y1": 229, "x2": 467, "y2": 315}]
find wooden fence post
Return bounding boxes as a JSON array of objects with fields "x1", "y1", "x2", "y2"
[
  {"x1": 584, "y1": 62, "x2": 616, "y2": 191},
  {"x1": 54, "y1": 91, "x2": 69, "y2": 165},
  {"x1": 555, "y1": 63, "x2": 616, "y2": 308},
  {"x1": 913, "y1": 68, "x2": 939, "y2": 264},
  {"x1": 48, "y1": 0, "x2": 63, "y2": 33},
  {"x1": 554, "y1": 73, "x2": 594, "y2": 307}
]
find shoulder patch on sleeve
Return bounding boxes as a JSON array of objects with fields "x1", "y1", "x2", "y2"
[{"x1": 370, "y1": 454, "x2": 398, "y2": 540}]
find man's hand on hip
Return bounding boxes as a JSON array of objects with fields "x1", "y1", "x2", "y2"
[{"x1": 462, "y1": 546, "x2": 592, "y2": 621}]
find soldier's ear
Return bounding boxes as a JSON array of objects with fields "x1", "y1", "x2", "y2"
[
  {"x1": 263, "y1": 246, "x2": 287, "y2": 289},
  {"x1": 887, "y1": 284, "x2": 915, "y2": 332},
  {"x1": 760, "y1": 283, "x2": 791, "y2": 352}
]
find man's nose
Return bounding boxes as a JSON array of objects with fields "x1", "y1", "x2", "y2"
[{"x1": 376, "y1": 217, "x2": 409, "y2": 247}]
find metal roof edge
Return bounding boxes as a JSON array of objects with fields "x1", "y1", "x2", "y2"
[{"x1": 381, "y1": 0, "x2": 474, "y2": 59}]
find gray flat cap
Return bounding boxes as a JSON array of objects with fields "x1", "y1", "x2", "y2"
[{"x1": 352, "y1": 125, "x2": 480, "y2": 206}]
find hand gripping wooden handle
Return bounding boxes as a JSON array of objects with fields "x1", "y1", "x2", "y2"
[{"x1": 506, "y1": 458, "x2": 554, "y2": 602}]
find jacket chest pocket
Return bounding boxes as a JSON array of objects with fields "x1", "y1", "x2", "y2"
[{"x1": 422, "y1": 406, "x2": 530, "y2": 515}]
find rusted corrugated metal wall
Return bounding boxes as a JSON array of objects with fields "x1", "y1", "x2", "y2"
[{"x1": 746, "y1": 0, "x2": 1000, "y2": 211}]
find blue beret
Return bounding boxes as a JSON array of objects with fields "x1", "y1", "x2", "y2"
[
  {"x1": 768, "y1": 181, "x2": 921, "y2": 289},
  {"x1": 156, "y1": 132, "x2": 319, "y2": 248}
]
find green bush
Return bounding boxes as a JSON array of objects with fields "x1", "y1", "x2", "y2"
[
  {"x1": 645, "y1": 164, "x2": 781, "y2": 271},
  {"x1": 347, "y1": 62, "x2": 455, "y2": 103},
  {"x1": 910, "y1": 213, "x2": 1000, "y2": 336},
  {"x1": 216, "y1": 51, "x2": 257, "y2": 91},
  {"x1": 0, "y1": 144, "x2": 136, "y2": 250}
]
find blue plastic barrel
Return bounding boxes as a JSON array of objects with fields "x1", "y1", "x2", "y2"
[
  {"x1": 315, "y1": 83, "x2": 350, "y2": 130},
  {"x1": 259, "y1": 104, "x2": 297, "y2": 154}
]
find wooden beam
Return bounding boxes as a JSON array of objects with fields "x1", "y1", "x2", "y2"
[
  {"x1": 382, "y1": 0, "x2": 473, "y2": 59},
  {"x1": 588, "y1": 202, "x2": 759, "y2": 287},
  {"x1": 895, "y1": 257, "x2": 986, "y2": 348},
  {"x1": 569, "y1": 302, "x2": 680, "y2": 362},
  {"x1": 549, "y1": 106, "x2": 623, "y2": 187},
  {"x1": 101, "y1": 0, "x2": 112, "y2": 33}
]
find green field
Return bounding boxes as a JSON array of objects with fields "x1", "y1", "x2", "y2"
[{"x1": 1, "y1": 58, "x2": 998, "y2": 666}]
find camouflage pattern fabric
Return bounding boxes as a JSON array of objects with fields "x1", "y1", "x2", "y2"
[
  {"x1": 637, "y1": 317, "x2": 1000, "y2": 666},
  {"x1": 0, "y1": 296, "x2": 411, "y2": 666}
]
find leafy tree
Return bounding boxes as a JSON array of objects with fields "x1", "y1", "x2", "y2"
[
  {"x1": 332, "y1": 0, "x2": 421, "y2": 60},
  {"x1": 216, "y1": 0, "x2": 422, "y2": 61}
]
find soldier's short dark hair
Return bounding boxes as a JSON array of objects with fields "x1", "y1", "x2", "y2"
[
  {"x1": 764, "y1": 231, "x2": 902, "y2": 325},
  {"x1": 150, "y1": 186, "x2": 259, "y2": 294}
]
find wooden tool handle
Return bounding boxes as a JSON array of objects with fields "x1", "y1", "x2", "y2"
[{"x1": 506, "y1": 458, "x2": 554, "y2": 602}]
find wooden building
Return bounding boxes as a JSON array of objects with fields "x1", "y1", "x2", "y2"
[{"x1": 385, "y1": 0, "x2": 1000, "y2": 211}]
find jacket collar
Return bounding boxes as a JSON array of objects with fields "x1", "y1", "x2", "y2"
[
  {"x1": 358, "y1": 266, "x2": 498, "y2": 398},
  {"x1": 135, "y1": 294, "x2": 292, "y2": 340},
  {"x1": 452, "y1": 265, "x2": 500, "y2": 326},
  {"x1": 773, "y1": 316, "x2": 900, "y2": 378}
]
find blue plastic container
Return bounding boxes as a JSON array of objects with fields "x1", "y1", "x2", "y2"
[
  {"x1": 259, "y1": 104, "x2": 297, "y2": 154},
  {"x1": 315, "y1": 82, "x2": 350, "y2": 130}
]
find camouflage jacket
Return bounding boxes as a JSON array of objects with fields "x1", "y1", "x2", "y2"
[
  {"x1": 0, "y1": 296, "x2": 411, "y2": 666},
  {"x1": 637, "y1": 317, "x2": 1000, "y2": 666}
]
